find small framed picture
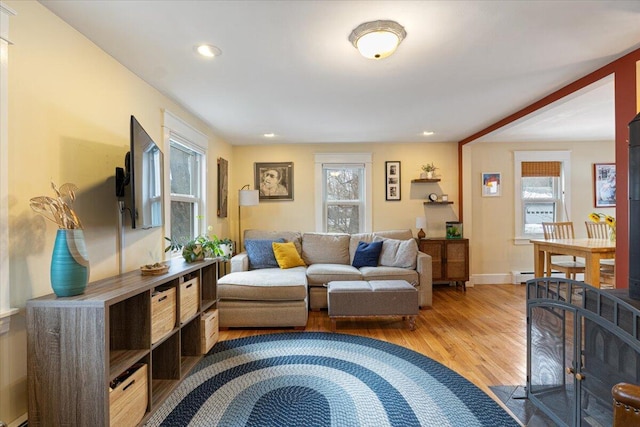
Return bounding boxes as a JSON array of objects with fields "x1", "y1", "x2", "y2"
[
  {"x1": 385, "y1": 161, "x2": 401, "y2": 201},
  {"x1": 255, "y1": 162, "x2": 294, "y2": 201},
  {"x1": 594, "y1": 163, "x2": 616, "y2": 207},
  {"x1": 482, "y1": 172, "x2": 501, "y2": 197}
]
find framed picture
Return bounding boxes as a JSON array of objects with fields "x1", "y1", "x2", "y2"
[
  {"x1": 217, "y1": 157, "x2": 228, "y2": 217},
  {"x1": 255, "y1": 162, "x2": 293, "y2": 201},
  {"x1": 385, "y1": 161, "x2": 401, "y2": 201},
  {"x1": 482, "y1": 172, "x2": 501, "y2": 197},
  {"x1": 594, "y1": 163, "x2": 616, "y2": 207}
]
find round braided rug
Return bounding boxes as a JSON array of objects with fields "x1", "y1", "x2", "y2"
[{"x1": 145, "y1": 332, "x2": 518, "y2": 426}]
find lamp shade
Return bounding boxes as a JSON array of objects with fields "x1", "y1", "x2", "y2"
[
  {"x1": 239, "y1": 189, "x2": 259, "y2": 206},
  {"x1": 416, "y1": 217, "x2": 427, "y2": 230}
]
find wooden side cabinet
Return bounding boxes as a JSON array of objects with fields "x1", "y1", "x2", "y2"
[
  {"x1": 419, "y1": 238, "x2": 469, "y2": 290},
  {"x1": 26, "y1": 258, "x2": 220, "y2": 426}
]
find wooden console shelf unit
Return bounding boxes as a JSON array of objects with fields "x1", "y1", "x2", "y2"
[
  {"x1": 419, "y1": 238, "x2": 469, "y2": 290},
  {"x1": 26, "y1": 257, "x2": 220, "y2": 426}
]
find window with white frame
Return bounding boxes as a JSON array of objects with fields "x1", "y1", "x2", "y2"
[
  {"x1": 169, "y1": 139, "x2": 204, "y2": 243},
  {"x1": 163, "y1": 111, "x2": 208, "y2": 247},
  {"x1": 314, "y1": 153, "x2": 372, "y2": 233},
  {"x1": 514, "y1": 151, "x2": 571, "y2": 243},
  {"x1": 324, "y1": 164, "x2": 364, "y2": 233}
]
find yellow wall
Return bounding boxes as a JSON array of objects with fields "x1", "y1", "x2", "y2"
[
  {"x1": 232, "y1": 142, "x2": 460, "y2": 239},
  {"x1": 465, "y1": 139, "x2": 615, "y2": 282},
  {"x1": 1, "y1": 1, "x2": 231, "y2": 423}
]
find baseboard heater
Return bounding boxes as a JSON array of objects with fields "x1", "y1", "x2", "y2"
[{"x1": 511, "y1": 271, "x2": 582, "y2": 284}]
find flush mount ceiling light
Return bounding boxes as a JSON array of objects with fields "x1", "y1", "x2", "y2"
[
  {"x1": 349, "y1": 20, "x2": 406, "y2": 59},
  {"x1": 195, "y1": 44, "x2": 221, "y2": 58}
]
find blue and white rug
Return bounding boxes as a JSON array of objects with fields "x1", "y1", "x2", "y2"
[{"x1": 145, "y1": 332, "x2": 518, "y2": 426}]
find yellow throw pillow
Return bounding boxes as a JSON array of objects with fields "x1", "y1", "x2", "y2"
[{"x1": 272, "y1": 242, "x2": 306, "y2": 269}]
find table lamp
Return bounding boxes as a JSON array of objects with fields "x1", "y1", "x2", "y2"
[
  {"x1": 416, "y1": 217, "x2": 427, "y2": 239},
  {"x1": 238, "y1": 185, "x2": 259, "y2": 251}
]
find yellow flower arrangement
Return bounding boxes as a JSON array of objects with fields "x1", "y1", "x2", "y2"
[{"x1": 589, "y1": 212, "x2": 616, "y2": 241}]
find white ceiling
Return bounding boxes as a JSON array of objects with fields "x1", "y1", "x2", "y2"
[{"x1": 40, "y1": 1, "x2": 640, "y2": 145}]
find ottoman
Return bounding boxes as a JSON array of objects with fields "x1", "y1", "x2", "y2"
[{"x1": 327, "y1": 280, "x2": 418, "y2": 331}]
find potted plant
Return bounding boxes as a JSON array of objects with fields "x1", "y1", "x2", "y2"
[
  {"x1": 421, "y1": 163, "x2": 438, "y2": 179},
  {"x1": 165, "y1": 234, "x2": 234, "y2": 262}
]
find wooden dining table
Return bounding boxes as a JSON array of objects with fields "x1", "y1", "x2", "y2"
[{"x1": 530, "y1": 238, "x2": 616, "y2": 288}]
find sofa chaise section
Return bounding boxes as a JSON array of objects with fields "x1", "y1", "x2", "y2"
[{"x1": 217, "y1": 265, "x2": 308, "y2": 328}]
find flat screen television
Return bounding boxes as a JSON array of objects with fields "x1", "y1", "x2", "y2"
[{"x1": 115, "y1": 115, "x2": 164, "y2": 229}]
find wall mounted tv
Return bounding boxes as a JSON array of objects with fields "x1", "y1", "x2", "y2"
[{"x1": 115, "y1": 115, "x2": 164, "y2": 229}]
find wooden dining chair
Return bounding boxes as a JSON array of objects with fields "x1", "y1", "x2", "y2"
[
  {"x1": 585, "y1": 221, "x2": 616, "y2": 287},
  {"x1": 541, "y1": 222, "x2": 586, "y2": 280}
]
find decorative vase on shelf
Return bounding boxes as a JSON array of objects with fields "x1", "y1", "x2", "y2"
[
  {"x1": 426, "y1": 171, "x2": 434, "y2": 179},
  {"x1": 50, "y1": 229, "x2": 90, "y2": 297}
]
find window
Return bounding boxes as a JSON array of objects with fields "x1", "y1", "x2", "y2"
[
  {"x1": 169, "y1": 141, "x2": 204, "y2": 242},
  {"x1": 163, "y1": 111, "x2": 208, "y2": 246},
  {"x1": 324, "y1": 165, "x2": 364, "y2": 233},
  {"x1": 514, "y1": 151, "x2": 571, "y2": 243},
  {"x1": 314, "y1": 153, "x2": 372, "y2": 233}
]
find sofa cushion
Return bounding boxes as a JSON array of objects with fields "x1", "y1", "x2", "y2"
[
  {"x1": 217, "y1": 267, "x2": 308, "y2": 301},
  {"x1": 374, "y1": 236, "x2": 418, "y2": 269},
  {"x1": 306, "y1": 263, "x2": 362, "y2": 285},
  {"x1": 244, "y1": 230, "x2": 303, "y2": 254},
  {"x1": 273, "y1": 242, "x2": 307, "y2": 269},
  {"x1": 302, "y1": 233, "x2": 350, "y2": 265},
  {"x1": 244, "y1": 238, "x2": 284, "y2": 269},
  {"x1": 349, "y1": 233, "x2": 375, "y2": 263},
  {"x1": 352, "y1": 241, "x2": 383, "y2": 268},
  {"x1": 373, "y1": 229, "x2": 414, "y2": 240},
  {"x1": 360, "y1": 266, "x2": 419, "y2": 286}
]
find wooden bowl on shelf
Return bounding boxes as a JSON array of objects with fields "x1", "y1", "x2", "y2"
[{"x1": 140, "y1": 263, "x2": 169, "y2": 276}]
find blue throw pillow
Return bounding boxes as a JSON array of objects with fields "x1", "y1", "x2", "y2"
[
  {"x1": 352, "y1": 240, "x2": 383, "y2": 268},
  {"x1": 245, "y1": 238, "x2": 285, "y2": 269}
]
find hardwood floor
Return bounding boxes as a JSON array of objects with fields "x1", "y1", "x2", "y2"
[{"x1": 218, "y1": 283, "x2": 528, "y2": 400}]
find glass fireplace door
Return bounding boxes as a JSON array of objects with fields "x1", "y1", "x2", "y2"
[{"x1": 529, "y1": 304, "x2": 577, "y2": 426}]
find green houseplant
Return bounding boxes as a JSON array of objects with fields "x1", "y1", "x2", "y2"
[
  {"x1": 165, "y1": 233, "x2": 233, "y2": 262},
  {"x1": 421, "y1": 162, "x2": 438, "y2": 179}
]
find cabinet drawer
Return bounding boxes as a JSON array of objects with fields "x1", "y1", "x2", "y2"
[
  {"x1": 180, "y1": 277, "x2": 199, "y2": 323},
  {"x1": 109, "y1": 363, "x2": 147, "y2": 427},
  {"x1": 151, "y1": 287, "x2": 176, "y2": 344},
  {"x1": 201, "y1": 309, "x2": 219, "y2": 354}
]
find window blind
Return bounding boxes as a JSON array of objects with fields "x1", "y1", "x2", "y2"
[{"x1": 522, "y1": 161, "x2": 561, "y2": 177}]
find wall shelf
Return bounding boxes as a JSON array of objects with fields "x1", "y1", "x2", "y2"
[
  {"x1": 411, "y1": 178, "x2": 441, "y2": 183},
  {"x1": 424, "y1": 201, "x2": 454, "y2": 205}
]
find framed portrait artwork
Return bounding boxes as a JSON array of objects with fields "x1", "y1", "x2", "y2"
[
  {"x1": 482, "y1": 172, "x2": 501, "y2": 197},
  {"x1": 217, "y1": 157, "x2": 228, "y2": 217},
  {"x1": 594, "y1": 163, "x2": 616, "y2": 207},
  {"x1": 385, "y1": 161, "x2": 401, "y2": 201},
  {"x1": 254, "y1": 162, "x2": 294, "y2": 201}
]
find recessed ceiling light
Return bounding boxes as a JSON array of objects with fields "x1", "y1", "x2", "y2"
[
  {"x1": 263, "y1": 133, "x2": 275, "y2": 138},
  {"x1": 195, "y1": 44, "x2": 221, "y2": 58},
  {"x1": 422, "y1": 131, "x2": 435, "y2": 136}
]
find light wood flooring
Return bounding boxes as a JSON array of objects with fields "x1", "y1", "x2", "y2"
[{"x1": 218, "y1": 283, "x2": 528, "y2": 402}]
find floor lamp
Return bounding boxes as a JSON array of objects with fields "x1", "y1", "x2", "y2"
[{"x1": 238, "y1": 185, "x2": 259, "y2": 252}]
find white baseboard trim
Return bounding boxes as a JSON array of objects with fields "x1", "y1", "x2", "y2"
[{"x1": 471, "y1": 272, "x2": 584, "y2": 285}]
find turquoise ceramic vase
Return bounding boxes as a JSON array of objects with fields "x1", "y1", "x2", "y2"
[{"x1": 50, "y1": 229, "x2": 90, "y2": 297}]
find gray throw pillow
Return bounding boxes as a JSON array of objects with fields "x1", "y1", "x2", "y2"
[
  {"x1": 244, "y1": 238, "x2": 285, "y2": 269},
  {"x1": 373, "y1": 236, "x2": 418, "y2": 269}
]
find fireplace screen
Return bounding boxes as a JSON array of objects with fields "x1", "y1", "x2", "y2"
[{"x1": 527, "y1": 279, "x2": 640, "y2": 427}]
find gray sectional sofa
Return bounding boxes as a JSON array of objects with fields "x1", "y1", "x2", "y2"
[{"x1": 217, "y1": 229, "x2": 432, "y2": 328}]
